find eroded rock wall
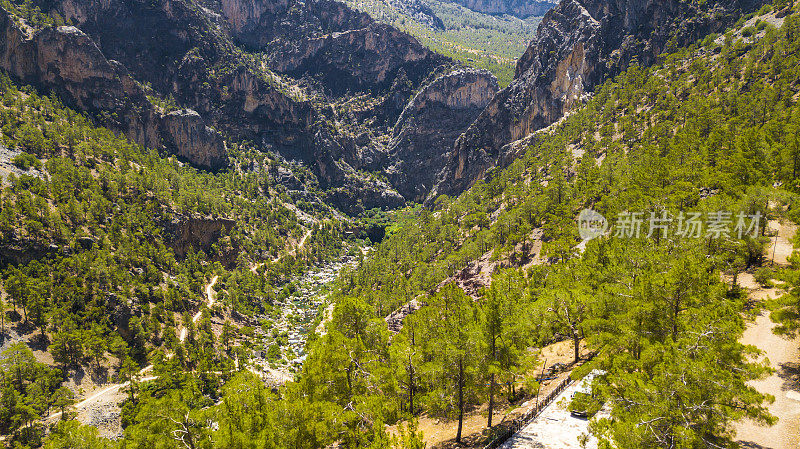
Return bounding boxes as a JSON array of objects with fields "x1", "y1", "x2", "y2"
[{"x1": 429, "y1": 0, "x2": 767, "y2": 202}]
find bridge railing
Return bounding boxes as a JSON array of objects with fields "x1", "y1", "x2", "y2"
[
  {"x1": 482, "y1": 348, "x2": 601, "y2": 449},
  {"x1": 482, "y1": 374, "x2": 574, "y2": 449}
]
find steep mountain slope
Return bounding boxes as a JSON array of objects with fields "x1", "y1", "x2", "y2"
[
  {"x1": 430, "y1": 0, "x2": 770, "y2": 201},
  {"x1": 0, "y1": 7, "x2": 229, "y2": 171},
  {"x1": 0, "y1": 0, "x2": 794, "y2": 447},
  {"x1": 37, "y1": 0, "x2": 406, "y2": 211},
  {"x1": 1, "y1": 0, "x2": 503, "y2": 213},
  {"x1": 388, "y1": 68, "x2": 498, "y2": 200},
  {"x1": 0, "y1": 68, "x2": 360, "y2": 444},
  {"x1": 302, "y1": 5, "x2": 800, "y2": 447}
]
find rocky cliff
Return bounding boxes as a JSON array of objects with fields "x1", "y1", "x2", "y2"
[
  {"x1": 386, "y1": 0, "x2": 445, "y2": 30},
  {"x1": 3, "y1": 0, "x2": 525, "y2": 211},
  {"x1": 0, "y1": 7, "x2": 229, "y2": 170},
  {"x1": 164, "y1": 215, "x2": 239, "y2": 266},
  {"x1": 269, "y1": 23, "x2": 447, "y2": 95},
  {"x1": 388, "y1": 68, "x2": 498, "y2": 201},
  {"x1": 161, "y1": 110, "x2": 229, "y2": 170},
  {"x1": 44, "y1": 0, "x2": 316, "y2": 159},
  {"x1": 448, "y1": 0, "x2": 557, "y2": 18},
  {"x1": 32, "y1": 0, "x2": 466, "y2": 210},
  {"x1": 429, "y1": 0, "x2": 767, "y2": 201},
  {"x1": 209, "y1": 0, "x2": 449, "y2": 95}
]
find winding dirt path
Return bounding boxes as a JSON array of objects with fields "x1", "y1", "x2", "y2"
[
  {"x1": 45, "y1": 364, "x2": 155, "y2": 421},
  {"x1": 180, "y1": 275, "x2": 218, "y2": 343},
  {"x1": 273, "y1": 229, "x2": 312, "y2": 262},
  {"x1": 250, "y1": 228, "x2": 313, "y2": 271},
  {"x1": 47, "y1": 275, "x2": 220, "y2": 422},
  {"x1": 734, "y1": 219, "x2": 800, "y2": 449},
  {"x1": 45, "y1": 229, "x2": 314, "y2": 423}
]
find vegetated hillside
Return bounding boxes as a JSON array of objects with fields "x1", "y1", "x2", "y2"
[
  {"x1": 24, "y1": 3, "x2": 800, "y2": 449},
  {"x1": 445, "y1": 0, "x2": 557, "y2": 18},
  {"x1": 302, "y1": 3, "x2": 800, "y2": 447},
  {"x1": 344, "y1": 0, "x2": 545, "y2": 85},
  {"x1": 0, "y1": 73, "x2": 355, "y2": 446}
]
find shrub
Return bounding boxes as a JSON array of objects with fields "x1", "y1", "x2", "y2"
[
  {"x1": 11, "y1": 152, "x2": 42, "y2": 170},
  {"x1": 754, "y1": 267, "x2": 773, "y2": 288}
]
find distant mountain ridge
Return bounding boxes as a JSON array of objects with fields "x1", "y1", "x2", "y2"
[
  {"x1": 448, "y1": 0, "x2": 557, "y2": 18},
  {"x1": 0, "y1": 0, "x2": 770, "y2": 212}
]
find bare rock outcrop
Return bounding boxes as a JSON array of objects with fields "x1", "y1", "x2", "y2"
[
  {"x1": 210, "y1": 0, "x2": 448, "y2": 96},
  {"x1": 429, "y1": 0, "x2": 767, "y2": 202},
  {"x1": 37, "y1": 0, "x2": 450, "y2": 209},
  {"x1": 161, "y1": 110, "x2": 228, "y2": 170},
  {"x1": 385, "y1": 298, "x2": 424, "y2": 333},
  {"x1": 0, "y1": 7, "x2": 228, "y2": 170},
  {"x1": 386, "y1": 0, "x2": 444, "y2": 30},
  {"x1": 388, "y1": 68, "x2": 498, "y2": 201},
  {"x1": 163, "y1": 215, "x2": 239, "y2": 266},
  {"x1": 272, "y1": 23, "x2": 446, "y2": 95}
]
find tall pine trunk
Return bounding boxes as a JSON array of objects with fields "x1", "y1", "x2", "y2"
[
  {"x1": 408, "y1": 362, "x2": 415, "y2": 415},
  {"x1": 488, "y1": 372, "x2": 495, "y2": 428},
  {"x1": 456, "y1": 357, "x2": 464, "y2": 443},
  {"x1": 488, "y1": 334, "x2": 497, "y2": 428},
  {"x1": 573, "y1": 334, "x2": 580, "y2": 364}
]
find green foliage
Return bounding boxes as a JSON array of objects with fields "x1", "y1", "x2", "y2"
[
  {"x1": 289, "y1": 9, "x2": 800, "y2": 447},
  {"x1": 43, "y1": 420, "x2": 119, "y2": 449},
  {"x1": 11, "y1": 152, "x2": 42, "y2": 171},
  {"x1": 754, "y1": 266, "x2": 775, "y2": 287},
  {"x1": 568, "y1": 391, "x2": 602, "y2": 418},
  {"x1": 0, "y1": 0, "x2": 62, "y2": 27},
  {"x1": 2, "y1": 5, "x2": 798, "y2": 449},
  {"x1": 390, "y1": 419, "x2": 425, "y2": 449},
  {"x1": 341, "y1": 0, "x2": 541, "y2": 86},
  {"x1": 0, "y1": 343, "x2": 64, "y2": 446}
]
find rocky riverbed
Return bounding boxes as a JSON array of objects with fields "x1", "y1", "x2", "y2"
[{"x1": 249, "y1": 246, "x2": 367, "y2": 383}]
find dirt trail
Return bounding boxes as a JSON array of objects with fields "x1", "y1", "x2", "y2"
[
  {"x1": 180, "y1": 275, "x2": 218, "y2": 343},
  {"x1": 48, "y1": 275, "x2": 219, "y2": 423},
  {"x1": 734, "y1": 219, "x2": 800, "y2": 449},
  {"x1": 43, "y1": 228, "x2": 315, "y2": 426},
  {"x1": 249, "y1": 228, "x2": 313, "y2": 274},
  {"x1": 271, "y1": 229, "x2": 312, "y2": 263},
  {"x1": 45, "y1": 364, "x2": 155, "y2": 421}
]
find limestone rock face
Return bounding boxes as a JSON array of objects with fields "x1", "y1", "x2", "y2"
[
  {"x1": 219, "y1": 0, "x2": 291, "y2": 34},
  {"x1": 1, "y1": 0, "x2": 509, "y2": 210},
  {"x1": 212, "y1": 0, "x2": 448, "y2": 95},
  {"x1": 389, "y1": 68, "x2": 498, "y2": 201},
  {"x1": 271, "y1": 23, "x2": 447, "y2": 95},
  {"x1": 164, "y1": 215, "x2": 239, "y2": 266},
  {"x1": 0, "y1": 7, "x2": 228, "y2": 170},
  {"x1": 386, "y1": 0, "x2": 444, "y2": 30},
  {"x1": 35, "y1": 0, "x2": 452, "y2": 209},
  {"x1": 429, "y1": 0, "x2": 768, "y2": 202},
  {"x1": 161, "y1": 110, "x2": 229, "y2": 171}
]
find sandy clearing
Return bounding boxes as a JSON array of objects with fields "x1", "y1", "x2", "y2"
[
  {"x1": 734, "y1": 218, "x2": 800, "y2": 449},
  {"x1": 736, "y1": 308, "x2": 800, "y2": 449}
]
